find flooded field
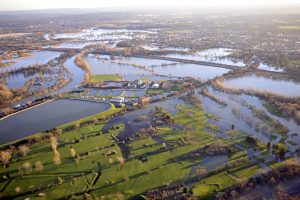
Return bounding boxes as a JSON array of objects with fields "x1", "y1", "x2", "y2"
[
  {"x1": 198, "y1": 86, "x2": 300, "y2": 149},
  {"x1": 223, "y1": 74, "x2": 300, "y2": 97},
  {"x1": 0, "y1": 99, "x2": 111, "y2": 145},
  {"x1": 164, "y1": 48, "x2": 246, "y2": 67},
  {"x1": 87, "y1": 54, "x2": 229, "y2": 80},
  {"x1": 151, "y1": 63, "x2": 230, "y2": 80},
  {"x1": 0, "y1": 51, "x2": 61, "y2": 73},
  {"x1": 86, "y1": 54, "x2": 153, "y2": 77},
  {"x1": 53, "y1": 28, "x2": 156, "y2": 39}
]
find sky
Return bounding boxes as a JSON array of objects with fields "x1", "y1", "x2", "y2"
[{"x1": 0, "y1": 0, "x2": 299, "y2": 11}]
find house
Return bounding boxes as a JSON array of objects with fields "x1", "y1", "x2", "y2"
[
  {"x1": 114, "y1": 103, "x2": 126, "y2": 108},
  {"x1": 129, "y1": 80, "x2": 147, "y2": 89},
  {"x1": 110, "y1": 96, "x2": 125, "y2": 103},
  {"x1": 149, "y1": 81, "x2": 160, "y2": 88}
]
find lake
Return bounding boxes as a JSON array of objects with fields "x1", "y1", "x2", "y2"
[{"x1": 0, "y1": 99, "x2": 111, "y2": 145}]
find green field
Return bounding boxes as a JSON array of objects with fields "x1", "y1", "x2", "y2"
[
  {"x1": 146, "y1": 88, "x2": 166, "y2": 95},
  {"x1": 89, "y1": 74, "x2": 122, "y2": 82}
]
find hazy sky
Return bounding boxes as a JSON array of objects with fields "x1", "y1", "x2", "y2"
[{"x1": 1, "y1": 0, "x2": 299, "y2": 11}]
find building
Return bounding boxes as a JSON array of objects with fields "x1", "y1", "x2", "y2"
[{"x1": 110, "y1": 96, "x2": 125, "y2": 103}]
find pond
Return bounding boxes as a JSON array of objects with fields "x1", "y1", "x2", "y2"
[
  {"x1": 0, "y1": 99, "x2": 111, "y2": 145},
  {"x1": 223, "y1": 74, "x2": 300, "y2": 97},
  {"x1": 0, "y1": 51, "x2": 62, "y2": 73}
]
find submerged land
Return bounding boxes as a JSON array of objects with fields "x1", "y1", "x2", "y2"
[{"x1": 0, "y1": 7, "x2": 300, "y2": 200}]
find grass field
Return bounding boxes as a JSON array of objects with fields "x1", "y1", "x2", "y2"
[
  {"x1": 146, "y1": 88, "x2": 166, "y2": 95},
  {"x1": 89, "y1": 74, "x2": 122, "y2": 82}
]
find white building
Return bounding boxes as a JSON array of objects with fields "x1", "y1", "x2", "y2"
[{"x1": 110, "y1": 96, "x2": 125, "y2": 103}]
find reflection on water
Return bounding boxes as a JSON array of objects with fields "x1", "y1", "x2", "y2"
[
  {"x1": 151, "y1": 63, "x2": 230, "y2": 81},
  {"x1": 223, "y1": 74, "x2": 300, "y2": 97},
  {"x1": 0, "y1": 99, "x2": 111, "y2": 145},
  {"x1": 165, "y1": 48, "x2": 245, "y2": 67},
  {"x1": 0, "y1": 51, "x2": 61, "y2": 73}
]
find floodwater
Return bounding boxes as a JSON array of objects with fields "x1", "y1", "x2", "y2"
[
  {"x1": 0, "y1": 99, "x2": 111, "y2": 145},
  {"x1": 0, "y1": 51, "x2": 61, "y2": 73},
  {"x1": 86, "y1": 54, "x2": 153, "y2": 77},
  {"x1": 54, "y1": 42, "x2": 101, "y2": 49},
  {"x1": 6, "y1": 73, "x2": 37, "y2": 89},
  {"x1": 87, "y1": 54, "x2": 229, "y2": 81},
  {"x1": 151, "y1": 63, "x2": 230, "y2": 81},
  {"x1": 223, "y1": 74, "x2": 300, "y2": 97},
  {"x1": 164, "y1": 48, "x2": 246, "y2": 67},
  {"x1": 53, "y1": 28, "x2": 156, "y2": 40},
  {"x1": 257, "y1": 63, "x2": 284, "y2": 72},
  {"x1": 59, "y1": 55, "x2": 86, "y2": 92},
  {"x1": 198, "y1": 86, "x2": 300, "y2": 150}
]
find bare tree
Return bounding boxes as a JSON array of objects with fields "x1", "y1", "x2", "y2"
[
  {"x1": 35, "y1": 161, "x2": 44, "y2": 172},
  {"x1": 117, "y1": 156, "x2": 125, "y2": 170},
  {"x1": 53, "y1": 152, "x2": 61, "y2": 165},
  {"x1": 22, "y1": 162, "x2": 32, "y2": 174},
  {"x1": 14, "y1": 186, "x2": 21, "y2": 193},
  {"x1": 0, "y1": 150, "x2": 12, "y2": 165},
  {"x1": 108, "y1": 158, "x2": 114, "y2": 166},
  {"x1": 18, "y1": 145, "x2": 30, "y2": 157},
  {"x1": 69, "y1": 147, "x2": 76, "y2": 158},
  {"x1": 50, "y1": 136, "x2": 58, "y2": 152}
]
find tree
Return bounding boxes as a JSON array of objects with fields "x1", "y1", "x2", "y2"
[
  {"x1": 53, "y1": 152, "x2": 61, "y2": 165},
  {"x1": 57, "y1": 177, "x2": 64, "y2": 185},
  {"x1": 35, "y1": 161, "x2": 44, "y2": 172},
  {"x1": 69, "y1": 148, "x2": 76, "y2": 158},
  {"x1": 54, "y1": 129, "x2": 62, "y2": 136},
  {"x1": 22, "y1": 162, "x2": 32, "y2": 174},
  {"x1": 18, "y1": 145, "x2": 30, "y2": 157},
  {"x1": 15, "y1": 186, "x2": 22, "y2": 193},
  {"x1": 50, "y1": 135, "x2": 61, "y2": 165},
  {"x1": 50, "y1": 136, "x2": 58, "y2": 152},
  {"x1": 108, "y1": 158, "x2": 114, "y2": 166},
  {"x1": 0, "y1": 84, "x2": 13, "y2": 108},
  {"x1": 0, "y1": 150, "x2": 12, "y2": 165},
  {"x1": 117, "y1": 156, "x2": 125, "y2": 170},
  {"x1": 75, "y1": 123, "x2": 80, "y2": 130}
]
